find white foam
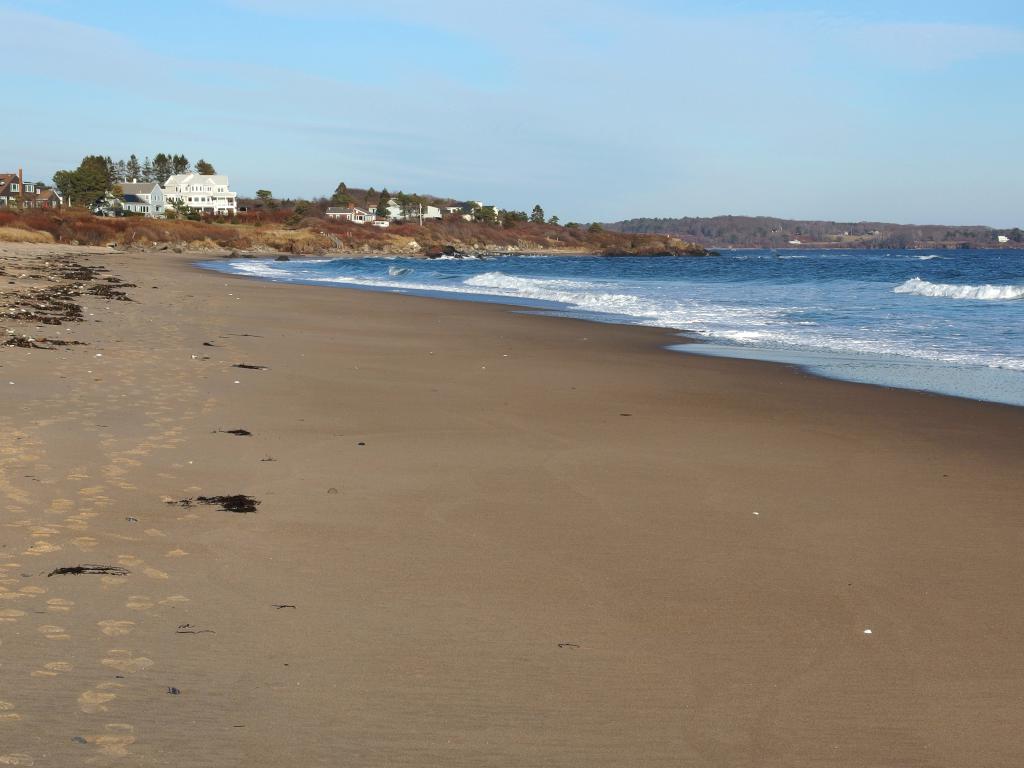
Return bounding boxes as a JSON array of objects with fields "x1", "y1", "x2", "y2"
[
  {"x1": 894, "y1": 277, "x2": 1024, "y2": 301},
  {"x1": 464, "y1": 272, "x2": 603, "y2": 292},
  {"x1": 215, "y1": 261, "x2": 1024, "y2": 374}
]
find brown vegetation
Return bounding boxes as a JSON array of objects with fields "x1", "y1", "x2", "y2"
[
  {"x1": 0, "y1": 209, "x2": 706, "y2": 257},
  {"x1": 0, "y1": 225, "x2": 55, "y2": 244}
]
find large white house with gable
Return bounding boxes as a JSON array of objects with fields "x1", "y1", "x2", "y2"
[{"x1": 163, "y1": 173, "x2": 237, "y2": 215}]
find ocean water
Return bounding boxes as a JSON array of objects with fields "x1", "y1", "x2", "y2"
[{"x1": 203, "y1": 249, "x2": 1024, "y2": 407}]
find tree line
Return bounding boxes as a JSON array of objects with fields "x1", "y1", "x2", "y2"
[
  {"x1": 255, "y1": 179, "x2": 561, "y2": 227},
  {"x1": 52, "y1": 154, "x2": 218, "y2": 207},
  {"x1": 608, "y1": 215, "x2": 1023, "y2": 248}
]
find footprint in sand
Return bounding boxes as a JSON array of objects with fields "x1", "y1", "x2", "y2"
[
  {"x1": 22, "y1": 541, "x2": 60, "y2": 556},
  {"x1": 143, "y1": 567, "x2": 169, "y2": 580},
  {"x1": 46, "y1": 598, "x2": 73, "y2": 612},
  {"x1": 0, "y1": 700, "x2": 21, "y2": 722},
  {"x1": 165, "y1": 548, "x2": 188, "y2": 558},
  {"x1": 117, "y1": 555, "x2": 144, "y2": 567},
  {"x1": 31, "y1": 661, "x2": 73, "y2": 678},
  {"x1": 125, "y1": 596, "x2": 154, "y2": 611},
  {"x1": 78, "y1": 683, "x2": 123, "y2": 714},
  {"x1": 37, "y1": 624, "x2": 69, "y2": 641},
  {"x1": 0, "y1": 609, "x2": 26, "y2": 623},
  {"x1": 70, "y1": 537, "x2": 98, "y2": 550},
  {"x1": 82, "y1": 724, "x2": 136, "y2": 757},
  {"x1": 98, "y1": 619, "x2": 135, "y2": 637},
  {"x1": 101, "y1": 650, "x2": 154, "y2": 674},
  {"x1": 0, "y1": 754, "x2": 34, "y2": 766}
]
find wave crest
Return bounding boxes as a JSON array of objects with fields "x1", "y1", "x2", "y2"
[{"x1": 894, "y1": 277, "x2": 1024, "y2": 301}]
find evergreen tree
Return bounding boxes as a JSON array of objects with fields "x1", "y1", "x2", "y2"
[
  {"x1": 126, "y1": 154, "x2": 141, "y2": 181},
  {"x1": 364, "y1": 187, "x2": 376, "y2": 207},
  {"x1": 474, "y1": 205, "x2": 498, "y2": 224},
  {"x1": 285, "y1": 200, "x2": 310, "y2": 227},
  {"x1": 548, "y1": 215, "x2": 560, "y2": 226},
  {"x1": 530, "y1": 204, "x2": 545, "y2": 224},
  {"x1": 152, "y1": 154, "x2": 171, "y2": 183},
  {"x1": 51, "y1": 155, "x2": 113, "y2": 207},
  {"x1": 256, "y1": 189, "x2": 276, "y2": 209},
  {"x1": 141, "y1": 157, "x2": 155, "y2": 183},
  {"x1": 376, "y1": 188, "x2": 391, "y2": 218},
  {"x1": 171, "y1": 154, "x2": 190, "y2": 175},
  {"x1": 114, "y1": 159, "x2": 128, "y2": 183},
  {"x1": 195, "y1": 159, "x2": 216, "y2": 175},
  {"x1": 330, "y1": 182, "x2": 352, "y2": 206}
]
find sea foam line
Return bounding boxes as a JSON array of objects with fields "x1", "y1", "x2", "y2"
[{"x1": 894, "y1": 277, "x2": 1024, "y2": 301}]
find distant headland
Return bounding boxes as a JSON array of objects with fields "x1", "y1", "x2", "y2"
[{"x1": 605, "y1": 215, "x2": 1023, "y2": 250}]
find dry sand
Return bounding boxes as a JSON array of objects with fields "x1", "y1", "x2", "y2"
[{"x1": 1, "y1": 243, "x2": 1022, "y2": 767}]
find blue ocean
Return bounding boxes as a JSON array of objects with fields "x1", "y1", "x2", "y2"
[{"x1": 204, "y1": 249, "x2": 1024, "y2": 406}]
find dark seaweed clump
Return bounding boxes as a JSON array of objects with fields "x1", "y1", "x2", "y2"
[
  {"x1": 169, "y1": 495, "x2": 261, "y2": 513},
  {"x1": 48, "y1": 564, "x2": 129, "y2": 577}
]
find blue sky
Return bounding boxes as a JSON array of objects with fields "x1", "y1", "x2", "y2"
[{"x1": 3, "y1": 0, "x2": 1023, "y2": 225}]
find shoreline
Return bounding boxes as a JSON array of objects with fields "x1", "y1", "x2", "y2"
[
  {"x1": 2, "y1": 242, "x2": 1023, "y2": 766},
  {"x1": 200, "y1": 254, "x2": 1024, "y2": 409}
]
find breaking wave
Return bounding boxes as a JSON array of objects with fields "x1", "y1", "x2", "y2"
[{"x1": 894, "y1": 277, "x2": 1024, "y2": 301}]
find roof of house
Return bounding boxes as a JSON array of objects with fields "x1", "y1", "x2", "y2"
[
  {"x1": 327, "y1": 206, "x2": 371, "y2": 215},
  {"x1": 120, "y1": 182, "x2": 159, "y2": 195},
  {"x1": 122, "y1": 194, "x2": 147, "y2": 204},
  {"x1": 164, "y1": 173, "x2": 230, "y2": 187}
]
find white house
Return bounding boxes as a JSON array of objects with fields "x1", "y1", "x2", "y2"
[
  {"x1": 997, "y1": 235, "x2": 1010, "y2": 244},
  {"x1": 163, "y1": 173, "x2": 237, "y2": 215},
  {"x1": 384, "y1": 198, "x2": 442, "y2": 222},
  {"x1": 118, "y1": 181, "x2": 165, "y2": 218},
  {"x1": 326, "y1": 206, "x2": 376, "y2": 224}
]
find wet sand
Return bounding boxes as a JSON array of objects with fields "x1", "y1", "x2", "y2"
[{"x1": 1, "y1": 243, "x2": 1023, "y2": 767}]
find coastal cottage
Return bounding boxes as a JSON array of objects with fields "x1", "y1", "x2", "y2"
[
  {"x1": 0, "y1": 172, "x2": 62, "y2": 208},
  {"x1": 34, "y1": 188, "x2": 62, "y2": 208},
  {"x1": 118, "y1": 181, "x2": 165, "y2": 217},
  {"x1": 163, "y1": 173, "x2": 237, "y2": 215},
  {"x1": 326, "y1": 206, "x2": 376, "y2": 224}
]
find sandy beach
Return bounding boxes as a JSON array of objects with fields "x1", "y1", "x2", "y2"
[{"x1": 1, "y1": 242, "x2": 1023, "y2": 767}]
